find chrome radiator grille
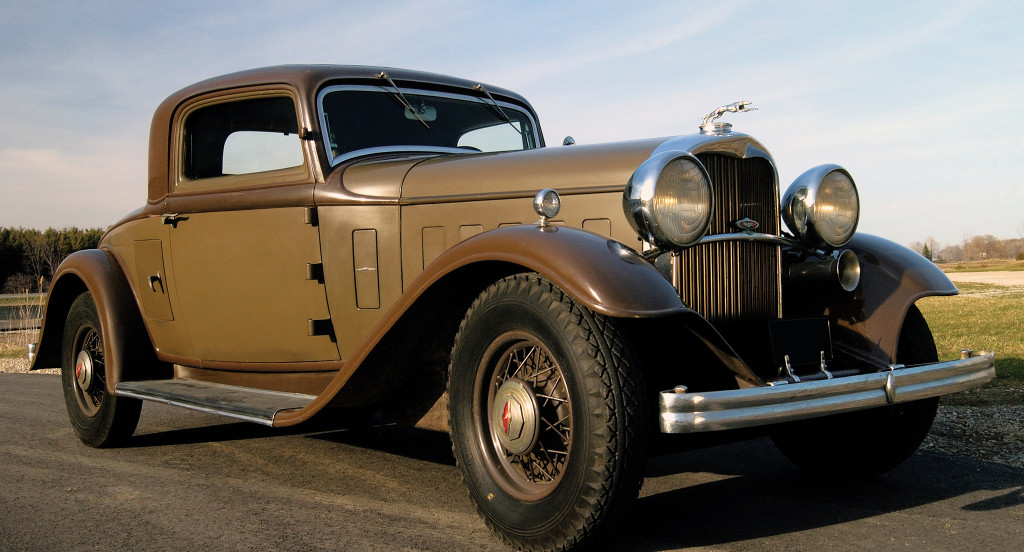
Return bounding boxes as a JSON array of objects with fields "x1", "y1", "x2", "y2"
[{"x1": 679, "y1": 154, "x2": 781, "y2": 367}]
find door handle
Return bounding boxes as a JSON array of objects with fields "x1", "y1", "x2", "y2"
[
  {"x1": 162, "y1": 214, "x2": 189, "y2": 227},
  {"x1": 148, "y1": 272, "x2": 163, "y2": 293}
]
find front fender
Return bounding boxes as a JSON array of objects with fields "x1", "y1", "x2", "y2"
[
  {"x1": 273, "y1": 225, "x2": 689, "y2": 427},
  {"x1": 421, "y1": 224, "x2": 688, "y2": 318},
  {"x1": 830, "y1": 233, "x2": 956, "y2": 363},
  {"x1": 30, "y1": 249, "x2": 167, "y2": 392}
]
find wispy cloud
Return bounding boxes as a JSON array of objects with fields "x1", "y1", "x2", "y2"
[{"x1": 1, "y1": 1, "x2": 1022, "y2": 245}]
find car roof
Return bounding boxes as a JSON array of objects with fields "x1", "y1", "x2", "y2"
[{"x1": 147, "y1": 65, "x2": 536, "y2": 202}]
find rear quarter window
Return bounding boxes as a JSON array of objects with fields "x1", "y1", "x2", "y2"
[{"x1": 182, "y1": 96, "x2": 303, "y2": 181}]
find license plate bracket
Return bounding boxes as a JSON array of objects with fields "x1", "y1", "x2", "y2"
[{"x1": 768, "y1": 316, "x2": 832, "y2": 371}]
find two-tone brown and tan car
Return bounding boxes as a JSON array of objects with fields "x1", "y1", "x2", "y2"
[{"x1": 29, "y1": 65, "x2": 995, "y2": 551}]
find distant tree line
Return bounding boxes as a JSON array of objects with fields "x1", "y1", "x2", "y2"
[
  {"x1": 909, "y1": 230, "x2": 1024, "y2": 264},
  {"x1": 0, "y1": 227, "x2": 104, "y2": 294}
]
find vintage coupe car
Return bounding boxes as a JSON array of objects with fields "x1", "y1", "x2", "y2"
[{"x1": 30, "y1": 65, "x2": 994, "y2": 551}]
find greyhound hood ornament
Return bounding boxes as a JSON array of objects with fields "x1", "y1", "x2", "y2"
[{"x1": 700, "y1": 101, "x2": 756, "y2": 134}]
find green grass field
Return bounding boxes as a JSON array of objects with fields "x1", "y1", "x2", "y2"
[{"x1": 917, "y1": 281, "x2": 1023, "y2": 405}]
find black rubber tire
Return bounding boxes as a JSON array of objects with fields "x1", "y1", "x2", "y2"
[
  {"x1": 61, "y1": 292, "x2": 141, "y2": 448},
  {"x1": 448, "y1": 274, "x2": 647, "y2": 552},
  {"x1": 770, "y1": 306, "x2": 939, "y2": 477}
]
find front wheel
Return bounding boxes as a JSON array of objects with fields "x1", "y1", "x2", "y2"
[
  {"x1": 770, "y1": 306, "x2": 939, "y2": 476},
  {"x1": 448, "y1": 274, "x2": 647, "y2": 552},
  {"x1": 61, "y1": 292, "x2": 141, "y2": 447}
]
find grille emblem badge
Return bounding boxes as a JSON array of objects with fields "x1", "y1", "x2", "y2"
[{"x1": 734, "y1": 217, "x2": 760, "y2": 233}]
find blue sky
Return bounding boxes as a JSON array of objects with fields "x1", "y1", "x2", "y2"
[{"x1": 2, "y1": 1, "x2": 1022, "y2": 249}]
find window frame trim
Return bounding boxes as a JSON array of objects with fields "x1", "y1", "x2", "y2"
[{"x1": 172, "y1": 88, "x2": 313, "y2": 195}]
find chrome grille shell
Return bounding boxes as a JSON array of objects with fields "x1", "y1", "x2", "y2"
[
  {"x1": 684, "y1": 153, "x2": 781, "y2": 324},
  {"x1": 650, "y1": 133, "x2": 782, "y2": 369}
]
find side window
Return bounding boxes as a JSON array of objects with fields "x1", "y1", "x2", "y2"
[{"x1": 183, "y1": 96, "x2": 303, "y2": 180}]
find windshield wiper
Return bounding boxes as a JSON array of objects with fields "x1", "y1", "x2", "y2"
[
  {"x1": 377, "y1": 71, "x2": 430, "y2": 129},
  {"x1": 473, "y1": 84, "x2": 523, "y2": 136}
]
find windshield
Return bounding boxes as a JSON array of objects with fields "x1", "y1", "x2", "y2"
[{"x1": 317, "y1": 85, "x2": 539, "y2": 165}]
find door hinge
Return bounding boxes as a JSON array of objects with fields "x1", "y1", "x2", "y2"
[
  {"x1": 305, "y1": 262, "x2": 324, "y2": 283},
  {"x1": 304, "y1": 206, "x2": 318, "y2": 227},
  {"x1": 307, "y1": 318, "x2": 335, "y2": 341}
]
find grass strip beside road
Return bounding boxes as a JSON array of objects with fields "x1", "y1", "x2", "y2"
[
  {"x1": 936, "y1": 259, "x2": 1024, "y2": 273},
  {"x1": 918, "y1": 281, "x2": 1024, "y2": 406}
]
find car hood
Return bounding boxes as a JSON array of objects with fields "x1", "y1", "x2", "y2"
[
  {"x1": 330, "y1": 132, "x2": 776, "y2": 203},
  {"x1": 399, "y1": 138, "x2": 668, "y2": 200},
  {"x1": 330, "y1": 138, "x2": 666, "y2": 202}
]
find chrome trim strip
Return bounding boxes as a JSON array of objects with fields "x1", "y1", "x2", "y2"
[
  {"x1": 659, "y1": 351, "x2": 995, "y2": 433},
  {"x1": 400, "y1": 185, "x2": 623, "y2": 206},
  {"x1": 698, "y1": 232, "x2": 804, "y2": 248},
  {"x1": 652, "y1": 131, "x2": 778, "y2": 177},
  {"x1": 334, "y1": 145, "x2": 471, "y2": 164}
]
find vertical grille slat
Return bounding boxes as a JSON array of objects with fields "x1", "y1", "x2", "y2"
[{"x1": 678, "y1": 154, "x2": 780, "y2": 370}]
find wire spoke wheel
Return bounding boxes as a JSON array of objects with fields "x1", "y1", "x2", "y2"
[
  {"x1": 481, "y1": 334, "x2": 572, "y2": 499},
  {"x1": 71, "y1": 325, "x2": 106, "y2": 416}
]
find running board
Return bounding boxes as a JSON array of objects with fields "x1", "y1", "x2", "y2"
[{"x1": 115, "y1": 379, "x2": 316, "y2": 426}]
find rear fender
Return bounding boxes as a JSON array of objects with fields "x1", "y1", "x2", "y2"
[{"x1": 30, "y1": 249, "x2": 168, "y2": 392}]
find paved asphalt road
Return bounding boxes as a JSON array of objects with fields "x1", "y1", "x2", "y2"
[{"x1": 2, "y1": 374, "x2": 1022, "y2": 551}]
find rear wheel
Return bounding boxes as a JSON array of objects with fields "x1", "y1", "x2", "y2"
[
  {"x1": 61, "y1": 292, "x2": 141, "y2": 447},
  {"x1": 770, "y1": 306, "x2": 939, "y2": 476},
  {"x1": 448, "y1": 274, "x2": 647, "y2": 551}
]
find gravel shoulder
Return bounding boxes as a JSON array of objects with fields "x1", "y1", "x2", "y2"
[
  {"x1": 924, "y1": 404, "x2": 1024, "y2": 468},
  {"x1": 0, "y1": 356, "x2": 57, "y2": 374}
]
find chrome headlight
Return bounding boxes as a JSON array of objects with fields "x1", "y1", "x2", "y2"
[
  {"x1": 782, "y1": 165, "x2": 859, "y2": 250},
  {"x1": 623, "y1": 153, "x2": 713, "y2": 249}
]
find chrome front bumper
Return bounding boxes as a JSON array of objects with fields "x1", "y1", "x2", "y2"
[{"x1": 660, "y1": 350, "x2": 995, "y2": 433}]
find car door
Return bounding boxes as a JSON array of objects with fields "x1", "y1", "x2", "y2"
[{"x1": 164, "y1": 91, "x2": 339, "y2": 364}]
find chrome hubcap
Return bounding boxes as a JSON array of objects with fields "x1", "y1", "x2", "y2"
[
  {"x1": 71, "y1": 325, "x2": 104, "y2": 416},
  {"x1": 75, "y1": 349, "x2": 94, "y2": 390},
  {"x1": 492, "y1": 379, "x2": 540, "y2": 454}
]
